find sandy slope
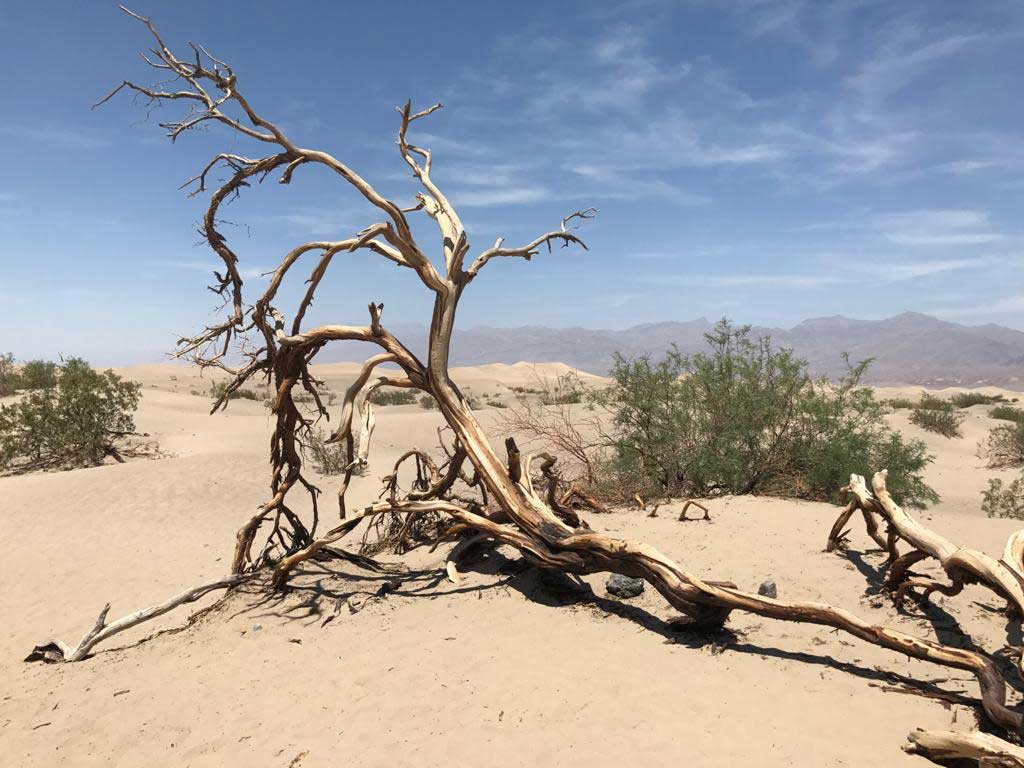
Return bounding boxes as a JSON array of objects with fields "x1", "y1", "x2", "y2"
[{"x1": 2, "y1": 367, "x2": 1023, "y2": 766}]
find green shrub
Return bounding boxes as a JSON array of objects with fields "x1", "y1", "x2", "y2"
[
  {"x1": 305, "y1": 429, "x2": 350, "y2": 474},
  {"x1": 0, "y1": 358, "x2": 142, "y2": 471},
  {"x1": 208, "y1": 381, "x2": 261, "y2": 402},
  {"x1": 19, "y1": 360, "x2": 58, "y2": 390},
  {"x1": 909, "y1": 403, "x2": 964, "y2": 438},
  {"x1": 991, "y1": 405, "x2": 1024, "y2": 424},
  {"x1": 950, "y1": 392, "x2": 1006, "y2": 408},
  {"x1": 981, "y1": 473, "x2": 1024, "y2": 520},
  {"x1": 368, "y1": 387, "x2": 417, "y2": 406},
  {"x1": 487, "y1": 400, "x2": 507, "y2": 409},
  {"x1": 885, "y1": 397, "x2": 915, "y2": 410},
  {"x1": 914, "y1": 393, "x2": 952, "y2": 411},
  {"x1": 419, "y1": 395, "x2": 437, "y2": 410},
  {"x1": 0, "y1": 353, "x2": 21, "y2": 397},
  {"x1": 981, "y1": 422, "x2": 1024, "y2": 468},
  {"x1": 592, "y1": 319, "x2": 938, "y2": 508}
]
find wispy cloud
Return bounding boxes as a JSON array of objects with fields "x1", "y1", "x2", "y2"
[
  {"x1": 932, "y1": 294, "x2": 1024, "y2": 318},
  {"x1": 269, "y1": 207, "x2": 365, "y2": 236},
  {"x1": 846, "y1": 27, "x2": 983, "y2": 126},
  {"x1": 0, "y1": 125, "x2": 109, "y2": 150},
  {"x1": 449, "y1": 186, "x2": 554, "y2": 207},
  {"x1": 645, "y1": 252, "x2": 990, "y2": 294},
  {"x1": 570, "y1": 165, "x2": 710, "y2": 206},
  {"x1": 861, "y1": 256, "x2": 990, "y2": 280},
  {"x1": 649, "y1": 273, "x2": 844, "y2": 289},
  {"x1": 872, "y1": 209, "x2": 1004, "y2": 247}
]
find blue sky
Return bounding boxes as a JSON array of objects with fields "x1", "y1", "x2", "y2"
[{"x1": 1, "y1": 1, "x2": 1022, "y2": 364}]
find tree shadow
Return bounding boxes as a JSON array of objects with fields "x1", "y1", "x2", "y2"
[{"x1": 841, "y1": 548, "x2": 888, "y2": 594}]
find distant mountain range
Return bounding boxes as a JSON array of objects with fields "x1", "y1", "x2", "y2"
[{"x1": 323, "y1": 312, "x2": 1024, "y2": 388}]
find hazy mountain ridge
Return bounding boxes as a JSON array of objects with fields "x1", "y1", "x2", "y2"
[{"x1": 324, "y1": 313, "x2": 1024, "y2": 388}]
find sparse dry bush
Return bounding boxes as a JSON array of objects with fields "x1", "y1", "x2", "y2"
[
  {"x1": 980, "y1": 421, "x2": 1024, "y2": 468},
  {"x1": 909, "y1": 398, "x2": 963, "y2": 438},
  {"x1": 885, "y1": 397, "x2": 915, "y2": 409},
  {"x1": 539, "y1": 373, "x2": 585, "y2": 405},
  {"x1": 304, "y1": 429, "x2": 350, "y2": 475},
  {"x1": 502, "y1": 371, "x2": 606, "y2": 489}
]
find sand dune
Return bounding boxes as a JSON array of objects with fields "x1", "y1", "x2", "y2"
[{"x1": 2, "y1": 365, "x2": 1023, "y2": 766}]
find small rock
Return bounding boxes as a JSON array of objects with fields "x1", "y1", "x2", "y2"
[
  {"x1": 757, "y1": 580, "x2": 778, "y2": 599},
  {"x1": 607, "y1": 574, "x2": 645, "y2": 599},
  {"x1": 252, "y1": 623, "x2": 262, "y2": 632}
]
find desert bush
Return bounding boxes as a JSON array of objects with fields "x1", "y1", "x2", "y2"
[
  {"x1": 950, "y1": 392, "x2": 1006, "y2": 408},
  {"x1": 981, "y1": 473, "x2": 1024, "y2": 520},
  {"x1": 368, "y1": 387, "x2": 417, "y2": 406},
  {"x1": 0, "y1": 353, "x2": 21, "y2": 396},
  {"x1": 909, "y1": 401, "x2": 964, "y2": 438},
  {"x1": 486, "y1": 400, "x2": 507, "y2": 409},
  {"x1": 419, "y1": 394, "x2": 437, "y2": 410},
  {"x1": 991, "y1": 405, "x2": 1024, "y2": 424},
  {"x1": 591, "y1": 319, "x2": 937, "y2": 508},
  {"x1": 290, "y1": 387, "x2": 337, "y2": 407},
  {"x1": 539, "y1": 374, "x2": 584, "y2": 405},
  {"x1": 304, "y1": 428, "x2": 349, "y2": 474},
  {"x1": 0, "y1": 358, "x2": 142, "y2": 471},
  {"x1": 914, "y1": 393, "x2": 952, "y2": 411},
  {"x1": 885, "y1": 397, "x2": 915, "y2": 410},
  {"x1": 20, "y1": 360, "x2": 58, "y2": 390},
  {"x1": 980, "y1": 422, "x2": 1024, "y2": 468},
  {"x1": 208, "y1": 381, "x2": 261, "y2": 402}
]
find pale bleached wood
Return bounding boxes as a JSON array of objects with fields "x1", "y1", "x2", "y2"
[
  {"x1": 840, "y1": 472, "x2": 1024, "y2": 616},
  {"x1": 34, "y1": 575, "x2": 249, "y2": 662},
  {"x1": 906, "y1": 729, "x2": 1024, "y2": 766}
]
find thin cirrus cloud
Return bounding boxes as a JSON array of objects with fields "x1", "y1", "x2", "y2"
[
  {"x1": 268, "y1": 207, "x2": 367, "y2": 236},
  {"x1": 933, "y1": 293, "x2": 1024, "y2": 318},
  {"x1": 872, "y1": 210, "x2": 1005, "y2": 247},
  {"x1": 646, "y1": 254, "x2": 987, "y2": 292},
  {"x1": 0, "y1": 124, "x2": 110, "y2": 150}
]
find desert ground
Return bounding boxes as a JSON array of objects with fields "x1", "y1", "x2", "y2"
[{"x1": 2, "y1": 363, "x2": 1023, "y2": 767}]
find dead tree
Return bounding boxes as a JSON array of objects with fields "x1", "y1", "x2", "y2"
[{"x1": 31, "y1": 9, "x2": 1024, "y2": 764}]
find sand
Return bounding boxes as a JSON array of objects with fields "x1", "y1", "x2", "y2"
[{"x1": 2, "y1": 366, "x2": 1023, "y2": 766}]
